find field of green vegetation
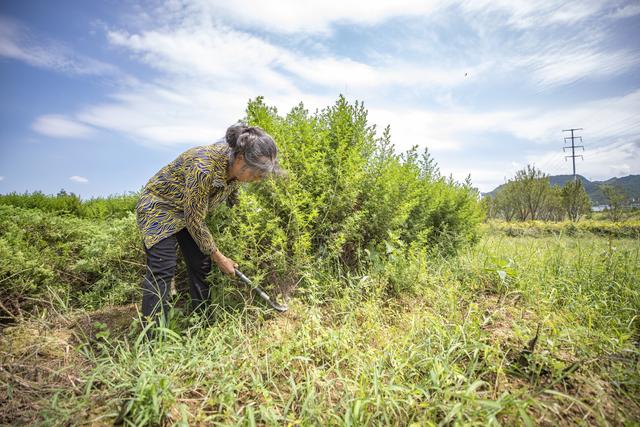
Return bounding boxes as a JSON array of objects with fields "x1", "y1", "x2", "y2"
[
  {"x1": 1, "y1": 97, "x2": 638, "y2": 425},
  {"x1": 485, "y1": 219, "x2": 640, "y2": 239},
  {"x1": 2, "y1": 223, "x2": 638, "y2": 425}
]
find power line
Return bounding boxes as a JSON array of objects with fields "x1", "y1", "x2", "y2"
[
  {"x1": 545, "y1": 152, "x2": 567, "y2": 175},
  {"x1": 535, "y1": 150, "x2": 565, "y2": 176},
  {"x1": 562, "y1": 128, "x2": 584, "y2": 181}
]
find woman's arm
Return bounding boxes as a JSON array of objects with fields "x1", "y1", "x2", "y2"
[
  {"x1": 183, "y1": 155, "x2": 237, "y2": 275},
  {"x1": 183, "y1": 159, "x2": 216, "y2": 255},
  {"x1": 226, "y1": 188, "x2": 239, "y2": 208}
]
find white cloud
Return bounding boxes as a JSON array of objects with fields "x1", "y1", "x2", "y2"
[
  {"x1": 368, "y1": 107, "x2": 467, "y2": 152},
  {"x1": 69, "y1": 175, "x2": 89, "y2": 183},
  {"x1": 527, "y1": 139, "x2": 640, "y2": 181},
  {"x1": 83, "y1": 11, "x2": 498, "y2": 148},
  {"x1": 107, "y1": 26, "x2": 298, "y2": 92},
  {"x1": 459, "y1": 0, "x2": 613, "y2": 29},
  {"x1": 73, "y1": 78, "x2": 336, "y2": 147},
  {"x1": 608, "y1": 3, "x2": 640, "y2": 19},
  {"x1": 512, "y1": 46, "x2": 640, "y2": 89},
  {"x1": 366, "y1": 88, "x2": 640, "y2": 189},
  {"x1": 0, "y1": 15, "x2": 120, "y2": 76},
  {"x1": 29, "y1": 0, "x2": 636, "y2": 150},
  {"x1": 107, "y1": 24, "x2": 483, "y2": 93},
  {"x1": 498, "y1": 89, "x2": 640, "y2": 143},
  {"x1": 157, "y1": 0, "x2": 450, "y2": 35},
  {"x1": 74, "y1": 82, "x2": 261, "y2": 146},
  {"x1": 0, "y1": 176, "x2": 4, "y2": 181},
  {"x1": 444, "y1": 166, "x2": 517, "y2": 192},
  {"x1": 450, "y1": 1, "x2": 640, "y2": 91},
  {"x1": 377, "y1": 88, "x2": 640, "y2": 150},
  {"x1": 19, "y1": 0, "x2": 638, "y2": 193},
  {"x1": 107, "y1": 0, "x2": 633, "y2": 96},
  {"x1": 157, "y1": 0, "x2": 620, "y2": 35},
  {"x1": 32, "y1": 115, "x2": 96, "y2": 139}
]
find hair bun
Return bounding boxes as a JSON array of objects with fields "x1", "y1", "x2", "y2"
[{"x1": 226, "y1": 122, "x2": 249, "y2": 148}]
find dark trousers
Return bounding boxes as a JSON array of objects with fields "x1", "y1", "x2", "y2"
[{"x1": 141, "y1": 227, "x2": 212, "y2": 320}]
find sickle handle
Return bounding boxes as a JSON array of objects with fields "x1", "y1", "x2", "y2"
[{"x1": 234, "y1": 268, "x2": 288, "y2": 312}]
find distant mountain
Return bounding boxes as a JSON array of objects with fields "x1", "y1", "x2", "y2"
[{"x1": 483, "y1": 174, "x2": 640, "y2": 205}]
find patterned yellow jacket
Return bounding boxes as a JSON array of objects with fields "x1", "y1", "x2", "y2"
[{"x1": 135, "y1": 141, "x2": 240, "y2": 254}]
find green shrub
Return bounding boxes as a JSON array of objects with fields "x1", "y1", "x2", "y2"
[
  {"x1": 0, "y1": 190, "x2": 139, "y2": 219},
  {"x1": 0, "y1": 190, "x2": 83, "y2": 216},
  {"x1": 0, "y1": 96, "x2": 483, "y2": 313},
  {"x1": 207, "y1": 96, "x2": 483, "y2": 298},
  {"x1": 79, "y1": 193, "x2": 140, "y2": 219},
  {"x1": 486, "y1": 219, "x2": 640, "y2": 239},
  {"x1": 0, "y1": 205, "x2": 144, "y2": 317}
]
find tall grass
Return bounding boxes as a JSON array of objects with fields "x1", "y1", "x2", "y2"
[{"x1": 4, "y1": 234, "x2": 637, "y2": 425}]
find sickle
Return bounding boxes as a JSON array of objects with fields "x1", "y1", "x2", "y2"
[{"x1": 234, "y1": 268, "x2": 288, "y2": 312}]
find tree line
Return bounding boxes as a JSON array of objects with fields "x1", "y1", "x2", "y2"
[{"x1": 483, "y1": 165, "x2": 629, "y2": 222}]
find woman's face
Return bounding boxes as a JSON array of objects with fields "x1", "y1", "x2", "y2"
[{"x1": 232, "y1": 155, "x2": 264, "y2": 183}]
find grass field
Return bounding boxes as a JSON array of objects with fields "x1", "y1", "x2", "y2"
[{"x1": 1, "y1": 233, "x2": 639, "y2": 426}]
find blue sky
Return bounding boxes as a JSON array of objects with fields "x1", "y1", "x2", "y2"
[{"x1": 1, "y1": 0, "x2": 639, "y2": 198}]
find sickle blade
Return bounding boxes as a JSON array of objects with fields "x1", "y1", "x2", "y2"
[{"x1": 234, "y1": 268, "x2": 288, "y2": 312}]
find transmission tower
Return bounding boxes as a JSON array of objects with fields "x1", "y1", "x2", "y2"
[{"x1": 562, "y1": 128, "x2": 584, "y2": 181}]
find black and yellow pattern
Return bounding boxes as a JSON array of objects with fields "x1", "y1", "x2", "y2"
[{"x1": 135, "y1": 142, "x2": 240, "y2": 254}]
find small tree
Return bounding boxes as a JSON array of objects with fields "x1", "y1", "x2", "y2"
[
  {"x1": 561, "y1": 180, "x2": 591, "y2": 222},
  {"x1": 544, "y1": 185, "x2": 565, "y2": 221},
  {"x1": 600, "y1": 184, "x2": 627, "y2": 222},
  {"x1": 513, "y1": 165, "x2": 551, "y2": 220},
  {"x1": 480, "y1": 195, "x2": 496, "y2": 220},
  {"x1": 494, "y1": 181, "x2": 519, "y2": 221}
]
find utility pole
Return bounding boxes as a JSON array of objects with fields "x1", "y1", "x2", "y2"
[{"x1": 562, "y1": 128, "x2": 584, "y2": 181}]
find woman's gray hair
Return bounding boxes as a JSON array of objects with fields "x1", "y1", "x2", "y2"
[{"x1": 225, "y1": 122, "x2": 282, "y2": 177}]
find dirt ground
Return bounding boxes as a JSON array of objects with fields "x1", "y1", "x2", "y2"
[{"x1": 0, "y1": 304, "x2": 138, "y2": 425}]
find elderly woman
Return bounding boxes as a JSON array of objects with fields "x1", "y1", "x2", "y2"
[{"x1": 135, "y1": 123, "x2": 280, "y2": 321}]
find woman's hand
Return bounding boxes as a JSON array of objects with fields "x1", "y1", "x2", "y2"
[{"x1": 212, "y1": 249, "x2": 238, "y2": 276}]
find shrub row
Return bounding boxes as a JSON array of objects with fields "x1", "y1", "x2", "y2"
[
  {"x1": 486, "y1": 219, "x2": 640, "y2": 238},
  {"x1": 0, "y1": 205, "x2": 144, "y2": 319},
  {"x1": 0, "y1": 190, "x2": 139, "y2": 219}
]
